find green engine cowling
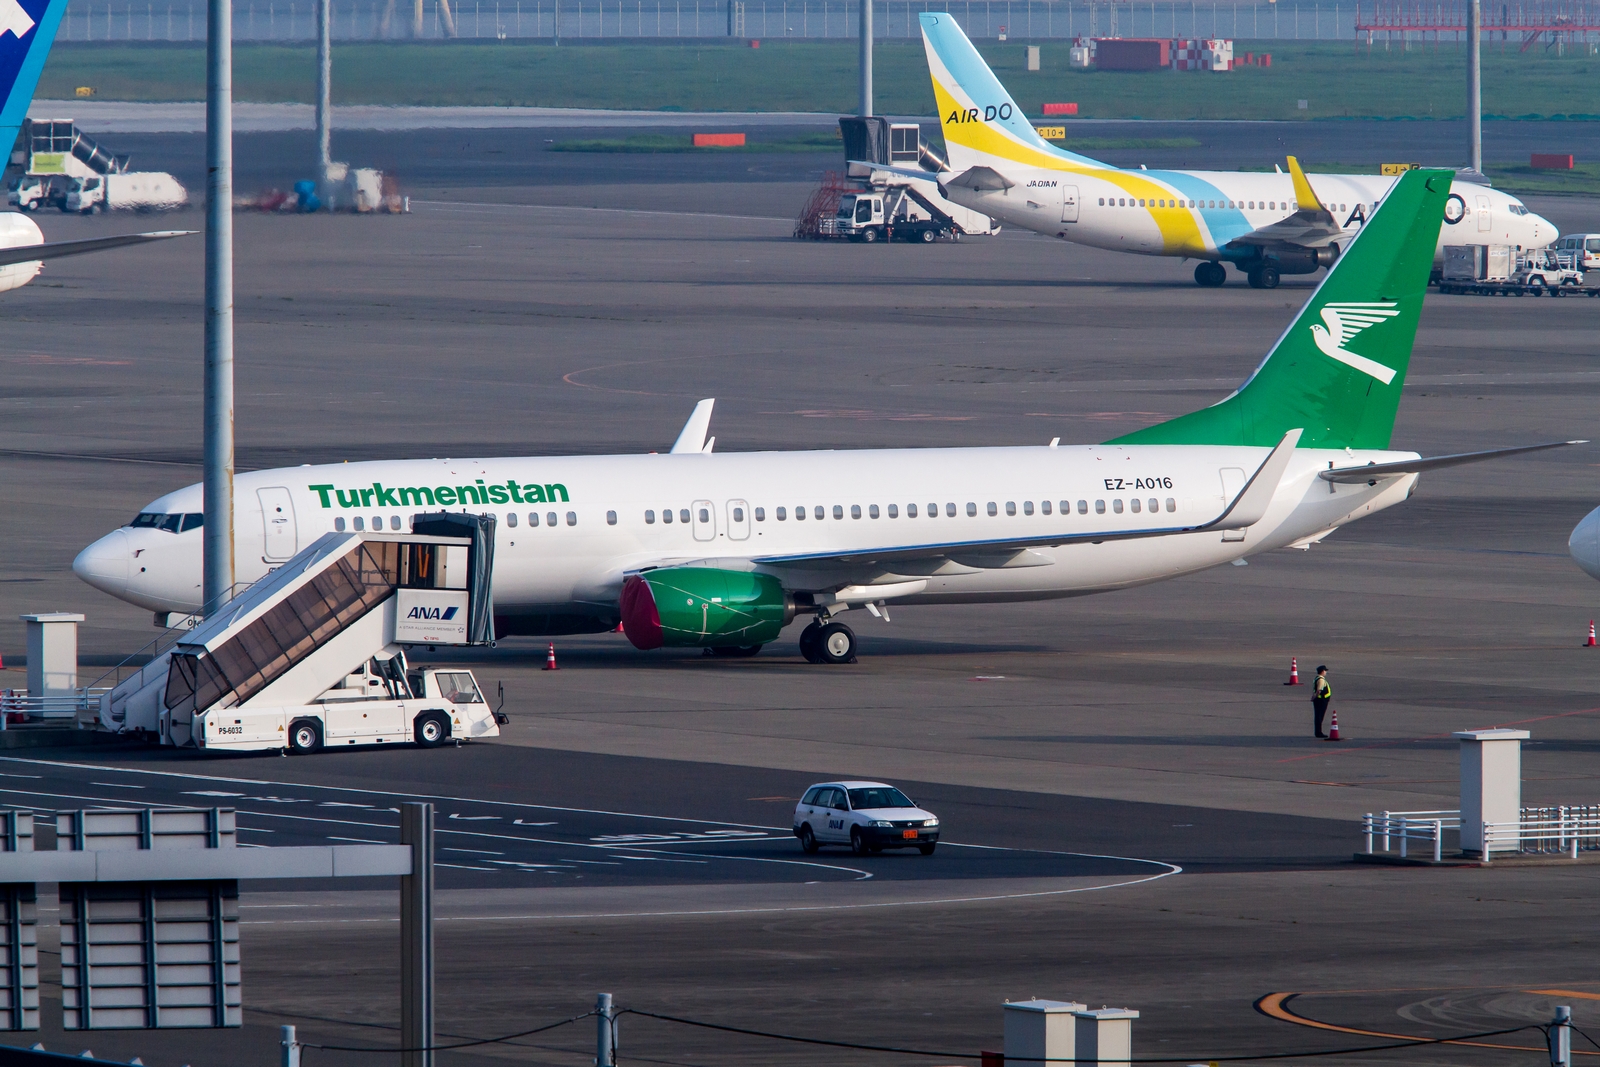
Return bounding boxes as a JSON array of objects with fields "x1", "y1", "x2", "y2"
[{"x1": 621, "y1": 568, "x2": 796, "y2": 649}]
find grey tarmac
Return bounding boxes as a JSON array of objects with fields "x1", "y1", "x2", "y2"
[{"x1": 0, "y1": 144, "x2": 1594, "y2": 1067}]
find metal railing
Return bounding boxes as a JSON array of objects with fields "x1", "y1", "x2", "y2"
[
  {"x1": 0, "y1": 688, "x2": 113, "y2": 726},
  {"x1": 1483, "y1": 805, "x2": 1600, "y2": 861},
  {"x1": 1362, "y1": 809, "x2": 1460, "y2": 861}
]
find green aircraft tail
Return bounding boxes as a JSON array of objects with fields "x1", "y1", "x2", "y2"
[{"x1": 1109, "y1": 168, "x2": 1452, "y2": 450}]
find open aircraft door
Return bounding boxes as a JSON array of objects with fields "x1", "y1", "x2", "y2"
[
  {"x1": 257, "y1": 486, "x2": 298, "y2": 562},
  {"x1": 1062, "y1": 186, "x2": 1080, "y2": 223}
]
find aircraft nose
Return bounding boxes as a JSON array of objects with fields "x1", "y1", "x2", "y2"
[
  {"x1": 73, "y1": 530, "x2": 131, "y2": 594},
  {"x1": 1568, "y1": 507, "x2": 1600, "y2": 580}
]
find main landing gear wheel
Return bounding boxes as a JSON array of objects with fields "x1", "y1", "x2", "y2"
[
  {"x1": 1247, "y1": 266, "x2": 1281, "y2": 289},
  {"x1": 1194, "y1": 261, "x2": 1226, "y2": 287},
  {"x1": 287, "y1": 719, "x2": 322, "y2": 754},
  {"x1": 818, "y1": 622, "x2": 857, "y2": 664},
  {"x1": 799, "y1": 824, "x2": 819, "y2": 853},
  {"x1": 798, "y1": 622, "x2": 825, "y2": 663}
]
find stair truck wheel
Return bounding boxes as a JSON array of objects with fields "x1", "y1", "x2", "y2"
[
  {"x1": 287, "y1": 719, "x2": 322, "y2": 754},
  {"x1": 414, "y1": 711, "x2": 450, "y2": 748}
]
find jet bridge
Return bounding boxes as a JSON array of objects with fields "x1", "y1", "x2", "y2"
[{"x1": 101, "y1": 515, "x2": 502, "y2": 753}]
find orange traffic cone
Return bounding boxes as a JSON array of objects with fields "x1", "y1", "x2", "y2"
[
  {"x1": 1284, "y1": 657, "x2": 1302, "y2": 686},
  {"x1": 543, "y1": 642, "x2": 559, "y2": 671},
  {"x1": 1587, "y1": 621, "x2": 1596, "y2": 647},
  {"x1": 1327, "y1": 709, "x2": 1341, "y2": 742},
  {"x1": 614, "y1": 621, "x2": 625, "y2": 633}
]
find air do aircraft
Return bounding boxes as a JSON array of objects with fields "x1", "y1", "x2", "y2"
[
  {"x1": 897, "y1": 13, "x2": 1553, "y2": 289},
  {"x1": 74, "y1": 171, "x2": 1579, "y2": 664},
  {"x1": 0, "y1": 0, "x2": 191, "y2": 290}
]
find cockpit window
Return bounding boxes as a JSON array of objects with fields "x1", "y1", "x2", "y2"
[
  {"x1": 128, "y1": 512, "x2": 204, "y2": 533},
  {"x1": 1507, "y1": 204, "x2": 1528, "y2": 216}
]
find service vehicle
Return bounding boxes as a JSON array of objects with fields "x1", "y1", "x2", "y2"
[
  {"x1": 829, "y1": 188, "x2": 956, "y2": 243},
  {"x1": 97, "y1": 518, "x2": 507, "y2": 754},
  {"x1": 64, "y1": 171, "x2": 187, "y2": 213},
  {"x1": 6, "y1": 176, "x2": 59, "y2": 211},
  {"x1": 1554, "y1": 233, "x2": 1600, "y2": 271},
  {"x1": 793, "y1": 781, "x2": 940, "y2": 855},
  {"x1": 1510, "y1": 247, "x2": 1583, "y2": 290}
]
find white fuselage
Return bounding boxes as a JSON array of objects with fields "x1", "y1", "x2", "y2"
[
  {"x1": 74, "y1": 443, "x2": 1419, "y2": 628},
  {"x1": 949, "y1": 169, "x2": 1552, "y2": 263},
  {"x1": 0, "y1": 212, "x2": 44, "y2": 292}
]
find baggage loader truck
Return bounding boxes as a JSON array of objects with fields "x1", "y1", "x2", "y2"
[{"x1": 100, "y1": 515, "x2": 506, "y2": 754}]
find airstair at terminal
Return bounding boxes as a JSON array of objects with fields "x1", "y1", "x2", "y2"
[
  {"x1": 20, "y1": 119, "x2": 131, "y2": 177},
  {"x1": 101, "y1": 513, "x2": 504, "y2": 753}
]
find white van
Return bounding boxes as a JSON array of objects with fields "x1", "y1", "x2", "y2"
[
  {"x1": 1554, "y1": 233, "x2": 1600, "y2": 271},
  {"x1": 65, "y1": 171, "x2": 187, "y2": 213}
]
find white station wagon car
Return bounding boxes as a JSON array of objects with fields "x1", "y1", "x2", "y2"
[{"x1": 793, "y1": 780, "x2": 940, "y2": 855}]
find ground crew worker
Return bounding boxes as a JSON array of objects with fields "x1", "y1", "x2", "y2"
[{"x1": 1312, "y1": 665, "x2": 1332, "y2": 739}]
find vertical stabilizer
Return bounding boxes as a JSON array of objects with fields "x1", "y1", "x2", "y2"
[
  {"x1": 1109, "y1": 169, "x2": 1453, "y2": 449},
  {"x1": 919, "y1": 12, "x2": 1107, "y2": 174},
  {"x1": 0, "y1": 0, "x2": 70, "y2": 155}
]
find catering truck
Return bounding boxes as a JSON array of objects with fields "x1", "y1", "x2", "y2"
[
  {"x1": 64, "y1": 171, "x2": 187, "y2": 213},
  {"x1": 98, "y1": 515, "x2": 507, "y2": 754}
]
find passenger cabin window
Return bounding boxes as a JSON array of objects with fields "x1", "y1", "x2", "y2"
[
  {"x1": 851, "y1": 505, "x2": 862, "y2": 519},
  {"x1": 645, "y1": 510, "x2": 655, "y2": 524},
  {"x1": 1040, "y1": 501, "x2": 1051, "y2": 515},
  {"x1": 987, "y1": 502, "x2": 998, "y2": 517},
  {"x1": 698, "y1": 507, "x2": 711, "y2": 524},
  {"x1": 795, "y1": 507, "x2": 805, "y2": 521},
  {"x1": 1148, "y1": 499, "x2": 1159, "y2": 513},
  {"x1": 1078, "y1": 500, "x2": 1089, "y2": 514},
  {"x1": 967, "y1": 502, "x2": 978, "y2": 517},
  {"x1": 814, "y1": 506, "x2": 824, "y2": 520},
  {"x1": 1131, "y1": 499, "x2": 1141, "y2": 513},
  {"x1": 755, "y1": 507, "x2": 765, "y2": 521},
  {"x1": 887, "y1": 504, "x2": 898, "y2": 518},
  {"x1": 334, "y1": 517, "x2": 346, "y2": 532},
  {"x1": 777, "y1": 507, "x2": 787, "y2": 520},
  {"x1": 945, "y1": 503, "x2": 956, "y2": 517},
  {"x1": 606, "y1": 511, "x2": 617, "y2": 525},
  {"x1": 905, "y1": 504, "x2": 916, "y2": 517},
  {"x1": 550, "y1": 512, "x2": 560, "y2": 527},
  {"x1": 1112, "y1": 500, "x2": 1124, "y2": 514},
  {"x1": 530, "y1": 512, "x2": 541, "y2": 526},
  {"x1": 1023, "y1": 501, "x2": 1032, "y2": 516},
  {"x1": 868, "y1": 504, "x2": 879, "y2": 519},
  {"x1": 1095, "y1": 500, "x2": 1106, "y2": 514},
  {"x1": 679, "y1": 509, "x2": 690, "y2": 523},
  {"x1": 568, "y1": 512, "x2": 578, "y2": 526},
  {"x1": 833, "y1": 505, "x2": 844, "y2": 520},
  {"x1": 1166, "y1": 498, "x2": 1176, "y2": 512},
  {"x1": 508, "y1": 512, "x2": 519, "y2": 527},
  {"x1": 353, "y1": 517, "x2": 365, "y2": 531}
]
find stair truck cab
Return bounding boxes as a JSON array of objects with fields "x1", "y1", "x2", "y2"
[{"x1": 99, "y1": 514, "x2": 506, "y2": 754}]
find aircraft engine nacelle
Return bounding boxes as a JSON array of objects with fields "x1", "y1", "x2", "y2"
[
  {"x1": 620, "y1": 568, "x2": 797, "y2": 649},
  {"x1": 1262, "y1": 248, "x2": 1326, "y2": 275},
  {"x1": 1569, "y1": 505, "x2": 1600, "y2": 581}
]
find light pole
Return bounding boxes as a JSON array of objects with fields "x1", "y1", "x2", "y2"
[
  {"x1": 859, "y1": 0, "x2": 872, "y2": 115},
  {"x1": 1467, "y1": 0, "x2": 1482, "y2": 174},
  {"x1": 203, "y1": 0, "x2": 234, "y2": 616}
]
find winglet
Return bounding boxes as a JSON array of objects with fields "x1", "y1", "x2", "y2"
[
  {"x1": 1286, "y1": 156, "x2": 1327, "y2": 214},
  {"x1": 1211, "y1": 429, "x2": 1303, "y2": 529},
  {"x1": 670, "y1": 399, "x2": 715, "y2": 455}
]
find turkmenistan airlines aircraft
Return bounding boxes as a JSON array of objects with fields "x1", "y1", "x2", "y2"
[
  {"x1": 73, "y1": 170, "x2": 1578, "y2": 664},
  {"x1": 901, "y1": 13, "x2": 1552, "y2": 290},
  {"x1": 0, "y1": 0, "x2": 191, "y2": 292}
]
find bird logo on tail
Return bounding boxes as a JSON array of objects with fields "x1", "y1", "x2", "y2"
[
  {"x1": 0, "y1": 0, "x2": 35, "y2": 39},
  {"x1": 1310, "y1": 301, "x2": 1401, "y2": 385}
]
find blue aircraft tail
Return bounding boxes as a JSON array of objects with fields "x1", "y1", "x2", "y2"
[{"x1": 0, "y1": 0, "x2": 70, "y2": 158}]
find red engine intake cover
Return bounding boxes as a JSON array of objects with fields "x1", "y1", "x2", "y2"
[{"x1": 619, "y1": 574, "x2": 664, "y2": 650}]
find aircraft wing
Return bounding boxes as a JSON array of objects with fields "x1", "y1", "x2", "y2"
[
  {"x1": 747, "y1": 429, "x2": 1302, "y2": 577},
  {"x1": 1225, "y1": 156, "x2": 1346, "y2": 250},
  {"x1": 0, "y1": 230, "x2": 197, "y2": 269},
  {"x1": 1318, "y1": 440, "x2": 1585, "y2": 484}
]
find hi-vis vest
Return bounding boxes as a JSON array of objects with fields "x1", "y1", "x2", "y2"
[{"x1": 1315, "y1": 676, "x2": 1331, "y2": 699}]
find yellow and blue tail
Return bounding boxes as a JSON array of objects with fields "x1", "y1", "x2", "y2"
[
  {"x1": 920, "y1": 12, "x2": 1108, "y2": 174},
  {"x1": 0, "y1": 0, "x2": 72, "y2": 154}
]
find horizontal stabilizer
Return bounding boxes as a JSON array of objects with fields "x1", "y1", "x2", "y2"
[
  {"x1": 944, "y1": 166, "x2": 1015, "y2": 192},
  {"x1": 1318, "y1": 440, "x2": 1586, "y2": 483},
  {"x1": 0, "y1": 229, "x2": 196, "y2": 269}
]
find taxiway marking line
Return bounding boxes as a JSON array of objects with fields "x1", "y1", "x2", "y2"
[
  {"x1": 1255, "y1": 992, "x2": 1598, "y2": 1055},
  {"x1": 1528, "y1": 989, "x2": 1600, "y2": 1001}
]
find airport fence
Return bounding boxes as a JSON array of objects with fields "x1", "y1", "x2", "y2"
[
  {"x1": 57, "y1": 0, "x2": 1470, "y2": 43},
  {"x1": 1362, "y1": 805, "x2": 1600, "y2": 861}
]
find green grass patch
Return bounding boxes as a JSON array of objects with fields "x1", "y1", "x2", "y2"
[
  {"x1": 37, "y1": 39, "x2": 1600, "y2": 120},
  {"x1": 1483, "y1": 161, "x2": 1600, "y2": 195},
  {"x1": 548, "y1": 131, "x2": 841, "y2": 151}
]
